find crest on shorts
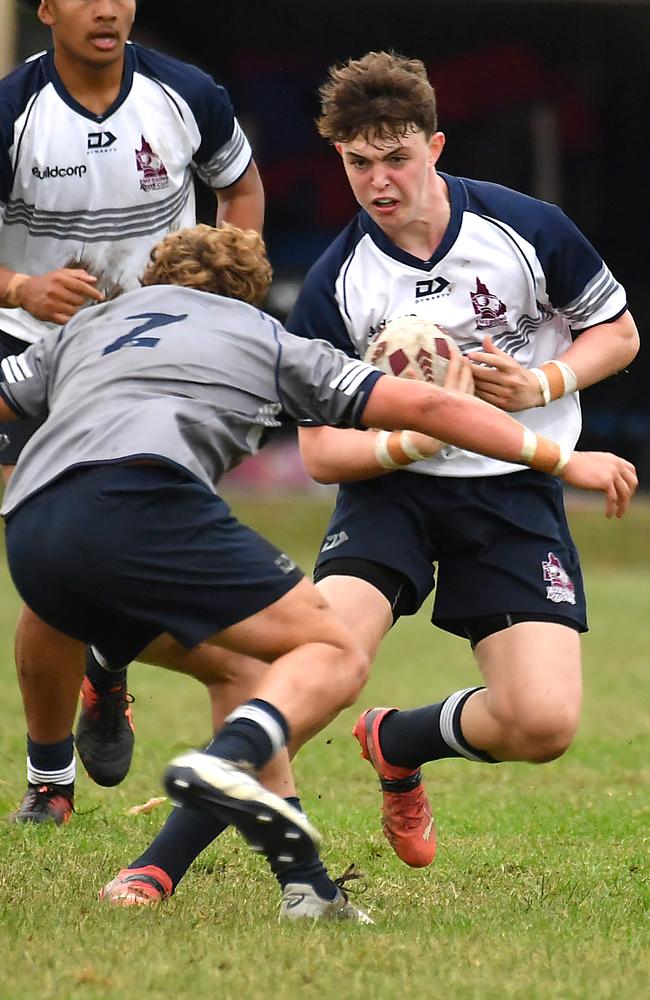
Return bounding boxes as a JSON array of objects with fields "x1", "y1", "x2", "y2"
[
  {"x1": 135, "y1": 136, "x2": 169, "y2": 192},
  {"x1": 542, "y1": 552, "x2": 576, "y2": 604},
  {"x1": 470, "y1": 278, "x2": 507, "y2": 330}
]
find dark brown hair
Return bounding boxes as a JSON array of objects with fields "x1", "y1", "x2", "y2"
[
  {"x1": 317, "y1": 51, "x2": 438, "y2": 143},
  {"x1": 141, "y1": 223, "x2": 272, "y2": 306}
]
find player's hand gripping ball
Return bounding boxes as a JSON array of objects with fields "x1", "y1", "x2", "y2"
[{"x1": 364, "y1": 316, "x2": 461, "y2": 385}]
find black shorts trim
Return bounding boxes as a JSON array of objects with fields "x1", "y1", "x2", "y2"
[
  {"x1": 313, "y1": 556, "x2": 414, "y2": 622},
  {"x1": 438, "y1": 611, "x2": 587, "y2": 648},
  {"x1": 313, "y1": 557, "x2": 585, "y2": 644}
]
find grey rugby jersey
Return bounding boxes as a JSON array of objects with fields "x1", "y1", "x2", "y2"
[{"x1": 0, "y1": 286, "x2": 380, "y2": 516}]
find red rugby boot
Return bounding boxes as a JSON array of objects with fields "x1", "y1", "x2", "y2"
[
  {"x1": 99, "y1": 866, "x2": 172, "y2": 906},
  {"x1": 353, "y1": 707, "x2": 436, "y2": 868},
  {"x1": 11, "y1": 784, "x2": 74, "y2": 825}
]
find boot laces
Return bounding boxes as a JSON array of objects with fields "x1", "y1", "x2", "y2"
[
  {"x1": 93, "y1": 686, "x2": 135, "y2": 738},
  {"x1": 384, "y1": 786, "x2": 430, "y2": 834}
]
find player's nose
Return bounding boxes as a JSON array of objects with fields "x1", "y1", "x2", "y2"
[
  {"x1": 369, "y1": 168, "x2": 390, "y2": 190},
  {"x1": 93, "y1": 0, "x2": 119, "y2": 18}
]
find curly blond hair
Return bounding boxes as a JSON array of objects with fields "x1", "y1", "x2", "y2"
[
  {"x1": 317, "y1": 51, "x2": 438, "y2": 143},
  {"x1": 141, "y1": 223, "x2": 272, "y2": 306}
]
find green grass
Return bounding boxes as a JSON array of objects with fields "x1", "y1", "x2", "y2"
[{"x1": 0, "y1": 495, "x2": 649, "y2": 1000}]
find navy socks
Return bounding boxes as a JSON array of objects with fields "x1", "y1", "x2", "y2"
[
  {"x1": 378, "y1": 687, "x2": 498, "y2": 768},
  {"x1": 27, "y1": 734, "x2": 75, "y2": 788}
]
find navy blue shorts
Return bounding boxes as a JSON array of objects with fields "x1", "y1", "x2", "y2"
[
  {"x1": 5, "y1": 464, "x2": 304, "y2": 668},
  {"x1": 0, "y1": 331, "x2": 45, "y2": 464},
  {"x1": 313, "y1": 468, "x2": 587, "y2": 639}
]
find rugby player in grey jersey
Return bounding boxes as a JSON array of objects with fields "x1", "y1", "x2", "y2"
[
  {"x1": 0, "y1": 224, "x2": 636, "y2": 918},
  {"x1": 1, "y1": 0, "x2": 265, "y2": 818}
]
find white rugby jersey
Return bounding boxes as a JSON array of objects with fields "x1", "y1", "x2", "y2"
[
  {"x1": 0, "y1": 285, "x2": 380, "y2": 516},
  {"x1": 0, "y1": 43, "x2": 253, "y2": 344},
  {"x1": 288, "y1": 173, "x2": 628, "y2": 478}
]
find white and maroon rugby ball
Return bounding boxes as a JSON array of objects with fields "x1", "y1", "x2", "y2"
[{"x1": 363, "y1": 316, "x2": 460, "y2": 385}]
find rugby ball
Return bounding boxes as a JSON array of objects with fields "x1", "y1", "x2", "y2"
[{"x1": 363, "y1": 316, "x2": 460, "y2": 385}]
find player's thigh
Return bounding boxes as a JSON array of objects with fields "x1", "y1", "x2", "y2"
[
  {"x1": 139, "y1": 634, "x2": 269, "y2": 688},
  {"x1": 205, "y1": 576, "x2": 357, "y2": 663},
  {"x1": 474, "y1": 620, "x2": 582, "y2": 732},
  {"x1": 315, "y1": 574, "x2": 393, "y2": 658},
  {"x1": 15, "y1": 604, "x2": 85, "y2": 669}
]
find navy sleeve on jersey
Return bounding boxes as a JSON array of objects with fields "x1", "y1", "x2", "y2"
[
  {"x1": 286, "y1": 221, "x2": 362, "y2": 355},
  {"x1": 461, "y1": 176, "x2": 615, "y2": 313},
  {"x1": 0, "y1": 109, "x2": 12, "y2": 206},
  {"x1": 0, "y1": 55, "x2": 48, "y2": 205},
  {"x1": 131, "y1": 45, "x2": 240, "y2": 170}
]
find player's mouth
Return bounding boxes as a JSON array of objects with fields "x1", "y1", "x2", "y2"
[
  {"x1": 371, "y1": 197, "x2": 399, "y2": 215},
  {"x1": 88, "y1": 31, "x2": 119, "y2": 52}
]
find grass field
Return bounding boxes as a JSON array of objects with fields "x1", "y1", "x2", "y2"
[{"x1": 0, "y1": 494, "x2": 648, "y2": 1000}]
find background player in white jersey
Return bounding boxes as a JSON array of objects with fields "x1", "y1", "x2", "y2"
[
  {"x1": 0, "y1": 223, "x2": 636, "y2": 921},
  {"x1": 0, "y1": 0, "x2": 265, "y2": 821},
  {"x1": 287, "y1": 51, "x2": 640, "y2": 868}
]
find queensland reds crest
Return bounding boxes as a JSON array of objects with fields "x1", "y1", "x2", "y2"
[
  {"x1": 135, "y1": 136, "x2": 169, "y2": 192},
  {"x1": 470, "y1": 278, "x2": 507, "y2": 330},
  {"x1": 542, "y1": 552, "x2": 576, "y2": 604}
]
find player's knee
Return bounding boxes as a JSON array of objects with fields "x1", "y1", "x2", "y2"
[
  {"x1": 330, "y1": 641, "x2": 371, "y2": 709},
  {"x1": 516, "y1": 707, "x2": 580, "y2": 762}
]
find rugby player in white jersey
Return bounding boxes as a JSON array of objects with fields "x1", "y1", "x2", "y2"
[
  {"x1": 287, "y1": 51, "x2": 640, "y2": 868},
  {"x1": 0, "y1": 223, "x2": 636, "y2": 923},
  {"x1": 0, "y1": 1, "x2": 267, "y2": 818}
]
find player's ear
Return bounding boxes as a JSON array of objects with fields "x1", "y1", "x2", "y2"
[
  {"x1": 334, "y1": 142, "x2": 343, "y2": 157},
  {"x1": 38, "y1": 1, "x2": 54, "y2": 28},
  {"x1": 429, "y1": 132, "x2": 445, "y2": 166}
]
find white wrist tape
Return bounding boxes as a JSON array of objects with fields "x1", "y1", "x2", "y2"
[
  {"x1": 531, "y1": 360, "x2": 578, "y2": 406},
  {"x1": 374, "y1": 430, "x2": 403, "y2": 470},
  {"x1": 553, "y1": 360, "x2": 578, "y2": 395},
  {"x1": 530, "y1": 367, "x2": 551, "y2": 406},
  {"x1": 520, "y1": 427, "x2": 538, "y2": 464},
  {"x1": 551, "y1": 444, "x2": 571, "y2": 477},
  {"x1": 4, "y1": 273, "x2": 28, "y2": 308},
  {"x1": 399, "y1": 431, "x2": 431, "y2": 462}
]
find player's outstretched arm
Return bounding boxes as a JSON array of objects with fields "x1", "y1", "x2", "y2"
[
  {"x1": 0, "y1": 267, "x2": 104, "y2": 325},
  {"x1": 299, "y1": 351, "x2": 474, "y2": 484},
  {"x1": 360, "y1": 375, "x2": 637, "y2": 516}
]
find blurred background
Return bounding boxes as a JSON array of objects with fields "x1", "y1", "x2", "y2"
[{"x1": 4, "y1": 0, "x2": 649, "y2": 488}]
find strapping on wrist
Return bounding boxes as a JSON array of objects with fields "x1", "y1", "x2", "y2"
[
  {"x1": 530, "y1": 360, "x2": 578, "y2": 406},
  {"x1": 400, "y1": 431, "x2": 434, "y2": 462},
  {"x1": 520, "y1": 428, "x2": 571, "y2": 476},
  {"x1": 374, "y1": 430, "x2": 416, "y2": 470},
  {"x1": 4, "y1": 273, "x2": 29, "y2": 308}
]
